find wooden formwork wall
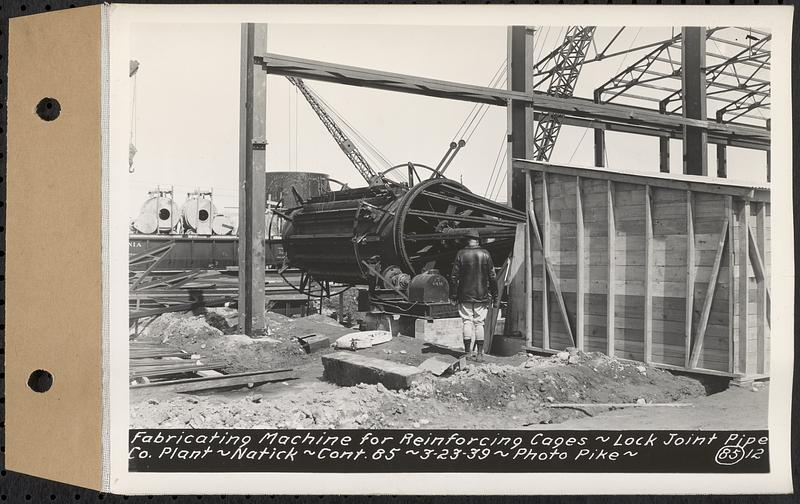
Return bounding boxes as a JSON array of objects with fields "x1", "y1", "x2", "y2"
[{"x1": 518, "y1": 161, "x2": 771, "y2": 379}]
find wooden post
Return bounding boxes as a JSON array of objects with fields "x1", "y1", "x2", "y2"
[
  {"x1": 524, "y1": 171, "x2": 533, "y2": 348},
  {"x1": 338, "y1": 292, "x2": 344, "y2": 324},
  {"x1": 685, "y1": 191, "x2": 695, "y2": 367},
  {"x1": 644, "y1": 185, "x2": 653, "y2": 363},
  {"x1": 575, "y1": 176, "x2": 585, "y2": 351},
  {"x1": 756, "y1": 202, "x2": 766, "y2": 374},
  {"x1": 738, "y1": 200, "x2": 750, "y2": 375},
  {"x1": 542, "y1": 172, "x2": 550, "y2": 350},
  {"x1": 606, "y1": 180, "x2": 615, "y2": 356},
  {"x1": 238, "y1": 23, "x2": 268, "y2": 335},
  {"x1": 726, "y1": 196, "x2": 735, "y2": 373}
]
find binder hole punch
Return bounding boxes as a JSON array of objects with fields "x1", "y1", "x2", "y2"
[
  {"x1": 35, "y1": 97, "x2": 61, "y2": 121},
  {"x1": 27, "y1": 369, "x2": 53, "y2": 393}
]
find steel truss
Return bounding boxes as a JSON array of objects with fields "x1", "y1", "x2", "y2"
[
  {"x1": 589, "y1": 27, "x2": 770, "y2": 126},
  {"x1": 532, "y1": 26, "x2": 596, "y2": 161}
]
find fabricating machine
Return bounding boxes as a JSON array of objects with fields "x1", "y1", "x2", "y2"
[{"x1": 280, "y1": 172, "x2": 525, "y2": 318}]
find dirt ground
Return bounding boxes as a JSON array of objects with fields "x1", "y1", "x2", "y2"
[{"x1": 130, "y1": 309, "x2": 767, "y2": 430}]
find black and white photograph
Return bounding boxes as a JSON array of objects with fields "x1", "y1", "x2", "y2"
[{"x1": 110, "y1": 5, "x2": 793, "y2": 493}]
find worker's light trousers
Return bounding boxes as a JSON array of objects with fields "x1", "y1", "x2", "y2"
[{"x1": 458, "y1": 301, "x2": 490, "y2": 342}]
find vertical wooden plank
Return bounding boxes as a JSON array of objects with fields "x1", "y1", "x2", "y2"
[
  {"x1": 726, "y1": 196, "x2": 735, "y2": 373},
  {"x1": 738, "y1": 199, "x2": 750, "y2": 375},
  {"x1": 524, "y1": 171, "x2": 533, "y2": 348},
  {"x1": 756, "y1": 202, "x2": 767, "y2": 374},
  {"x1": 542, "y1": 172, "x2": 550, "y2": 350},
  {"x1": 684, "y1": 191, "x2": 695, "y2": 368},
  {"x1": 606, "y1": 180, "x2": 615, "y2": 356},
  {"x1": 644, "y1": 185, "x2": 653, "y2": 363},
  {"x1": 575, "y1": 176, "x2": 585, "y2": 351}
]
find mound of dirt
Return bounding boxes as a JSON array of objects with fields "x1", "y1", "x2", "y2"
[
  {"x1": 130, "y1": 348, "x2": 707, "y2": 429},
  {"x1": 135, "y1": 310, "x2": 355, "y2": 374}
]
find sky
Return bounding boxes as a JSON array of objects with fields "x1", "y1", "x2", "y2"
[{"x1": 127, "y1": 23, "x2": 770, "y2": 218}]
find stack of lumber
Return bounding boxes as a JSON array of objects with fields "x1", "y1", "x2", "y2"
[{"x1": 129, "y1": 341, "x2": 226, "y2": 382}]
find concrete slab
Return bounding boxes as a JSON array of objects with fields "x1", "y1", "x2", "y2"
[{"x1": 321, "y1": 351, "x2": 424, "y2": 390}]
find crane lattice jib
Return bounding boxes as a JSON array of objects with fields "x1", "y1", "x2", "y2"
[
  {"x1": 287, "y1": 77, "x2": 379, "y2": 184},
  {"x1": 533, "y1": 26, "x2": 596, "y2": 162}
]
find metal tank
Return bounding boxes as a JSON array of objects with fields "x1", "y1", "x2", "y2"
[
  {"x1": 132, "y1": 190, "x2": 180, "y2": 234},
  {"x1": 281, "y1": 177, "x2": 525, "y2": 285},
  {"x1": 181, "y1": 191, "x2": 217, "y2": 235}
]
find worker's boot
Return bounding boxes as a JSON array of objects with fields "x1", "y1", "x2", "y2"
[
  {"x1": 475, "y1": 340, "x2": 484, "y2": 362},
  {"x1": 463, "y1": 338, "x2": 472, "y2": 359}
]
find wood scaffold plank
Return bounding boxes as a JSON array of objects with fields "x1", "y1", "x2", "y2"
[
  {"x1": 644, "y1": 185, "x2": 653, "y2": 364},
  {"x1": 575, "y1": 176, "x2": 585, "y2": 351},
  {"x1": 606, "y1": 180, "x2": 615, "y2": 357},
  {"x1": 685, "y1": 190, "x2": 695, "y2": 368},
  {"x1": 738, "y1": 200, "x2": 750, "y2": 375},
  {"x1": 689, "y1": 217, "x2": 729, "y2": 369}
]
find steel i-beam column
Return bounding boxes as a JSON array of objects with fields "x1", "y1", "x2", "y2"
[
  {"x1": 238, "y1": 23, "x2": 268, "y2": 335},
  {"x1": 507, "y1": 26, "x2": 535, "y2": 338},
  {"x1": 593, "y1": 89, "x2": 606, "y2": 167},
  {"x1": 659, "y1": 100, "x2": 671, "y2": 173},
  {"x1": 681, "y1": 27, "x2": 708, "y2": 176},
  {"x1": 507, "y1": 26, "x2": 535, "y2": 209}
]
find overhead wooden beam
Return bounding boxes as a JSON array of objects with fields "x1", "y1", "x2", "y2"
[
  {"x1": 689, "y1": 218, "x2": 729, "y2": 368},
  {"x1": 238, "y1": 23, "x2": 268, "y2": 335},
  {"x1": 258, "y1": 52, "x2": 770, "y2": 146}
]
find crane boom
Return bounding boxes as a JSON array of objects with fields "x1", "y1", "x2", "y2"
[
  {"x1": 287, "y1": 76, "x2": 379, "y2": 184},
  {"x1": 532, "y1": 26, "x2": 596, "y2": 161}
]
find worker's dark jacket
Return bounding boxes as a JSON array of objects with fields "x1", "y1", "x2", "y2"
[{"x1": 450, "y1": 245, "x2": 498, "y2": 304}]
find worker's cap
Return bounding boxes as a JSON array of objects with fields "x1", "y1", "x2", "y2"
[{"x1": 463, "y1": 230, "x2": 481, "y2": 239}]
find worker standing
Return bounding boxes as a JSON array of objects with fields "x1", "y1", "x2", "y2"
[{"x1": 450, "y1": 231, "x2": 498, "y2": 361}]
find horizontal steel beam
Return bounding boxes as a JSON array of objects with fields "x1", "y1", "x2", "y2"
[{"x1": 258, "y1": 53, "x2": 769, "y2": 148}]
